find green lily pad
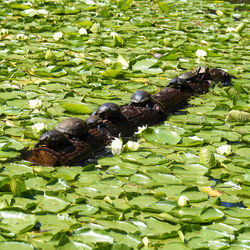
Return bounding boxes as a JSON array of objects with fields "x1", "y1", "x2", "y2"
[
  {"x1": 60, "y1": 103, "x2": 92, "y2": 114},
  {"x1": 0, "y1": 242, "x2": 34, "y2": 250},
  {"x1": 0, "y1": 209, "x2": 37, "y2": 235},
  {"x1": 142, "y1": 128, "x2": 181, "y2": 145},
  {"x1": 73, "y1": 228, "x2": 114, "y2": 244},
  {"x1": 132, "y1": 58, "x2": 157, "y2": 71}
]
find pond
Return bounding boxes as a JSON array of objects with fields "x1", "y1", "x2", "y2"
[{"x1": 0, "y1": 0, "x2": 249, "y2": 249}]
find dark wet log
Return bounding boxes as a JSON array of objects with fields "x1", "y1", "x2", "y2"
[{"x1": 23, "y1": 68, "x2": 230, "y2": 166}]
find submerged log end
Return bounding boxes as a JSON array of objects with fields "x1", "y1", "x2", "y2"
[{"x1": 23, "y1": 148, "x2": 62, "y2": 167}]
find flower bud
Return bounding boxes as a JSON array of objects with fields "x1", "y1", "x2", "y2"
[
  {"x1": 45, "y1": 50, "x2": 55, "y2": 61},
  {"x1": 178, "y1": 195, "x2": 190, "y2": 207}
]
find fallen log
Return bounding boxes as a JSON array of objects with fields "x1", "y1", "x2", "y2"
[{"x1": 23, "y1": 67, "x2": 231, "y2": 166}]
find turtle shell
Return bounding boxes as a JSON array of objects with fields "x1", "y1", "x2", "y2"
[
  {"x1": 56, "y1": 118, "x2": 89, "y2": 137},
  {"x1": 131, "y1": 90, "x2": 151, "y2": 104},
  {"x1": 39, "y1": 130, "x2": 67, "y2": 146},
  {"x1": 86, "y1": 115, "x2": 102, "y2": 128},
  {"x1": 169, "y1": 78, "x2": 187, "y2": 86},
  {"x1": 96, "y1": 103, "x2": 120, "y2": 119},
  {"x1": 179, "y1": 70, "x2": 198, "y2": 80}
]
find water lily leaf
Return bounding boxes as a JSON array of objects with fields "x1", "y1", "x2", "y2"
[
  {"x1": 142, "y1": 127, "x2": 181, "y2": 145},
  {"x1": 141, "y1": 217, "x2": 179, "y2": 237},
  {"x1": 117, "y1": 0, "x2": 133, "y2": 10},
  {"x1": 129, "y1": 195, "x2": 158, "y2": 210},
  {"x1": 0, "y1": 242, "x2": 34, "y2": 250},
  {"x1": 101, "y1": 62, "x2": 123, "y2": 78},
  {"x1": 68, "y1": 204, "x2": 99, "y2": 216},
  {"x1": 10, "y1": 3, "x2": 31, "y2": 10},
  {"x1": 234, "y1": 147, "x2": 250, "y2": 158},
  {"x1": 121, "y1": 151, "x2": 168, "y2": 165},
  {"x1": 0, "y1": 210, "x2": 37, "y2": 235},
  {"x1": 157, "y1": 2, "x2": 170, "y2": 13},
  {"x1": 224, "y1": 207, "x2": 250, "y2": 219},
  {"x1": 38, "y1": 194, "x2": 70, "y2": 213},
  {"x1": 113, "y1": 34, "x2": 124, "y2": 47},
  {"x1": 132, "y1": 58, "x2": 157, "y2": 71},
  {"x1": 37, "y1": 214, "x2": 78, "y2": 234},
  {"x1": 73, "y1": 228, "x2": 114, "y2": 244},
  {"x1": 60, "y1": 103, "x2": 92, "y2": 114},
  {"x1": 10, "y1": 177, "x2": 26, "y2": 195},
  {"x1": 171, "y1": 206, "x2": 224, "y2": 223},
  {"x1": 96, "y1": 220, "x2": 139, "y2": 234},
  {"x1": 181, "y1": 190, "x2": 208, "y2": 203},
  {"x1": 142, "y1": 67, "x2": 163, "y2": 75},
  {"x1": 0, "y1": 151, "x2": 20, "y2": 159},
  {"x1": 108, "y1": 165, "x2": 137, "y2": 176}
]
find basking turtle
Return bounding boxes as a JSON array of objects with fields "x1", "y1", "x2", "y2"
[
  {"x1": 179, "y1": 66, "x2": 209, "y2": 82},
  {"x1": 130, "y1": 90, "x2": 166, "y2": 113},
  {"x1": 96, "y1": 103, "x2": 120, "y2": 119},
  {"x1": 168, "y1": 78, "x2": 193, "y2": 92},
  {"x1": 35, "y1": 130, "x2": 68, "y2": 148},
  {"x1": 86, "y1": 115, "x2": 103, "y2": 128},
  {"x1": 56, "y1": 118, "x2": 89, "y2": 137},
  {"x1": 179, "y1": 70, "x2": 199, "y2": 82},
  {"x1": 130, "y1": 90, "x2": 152, "y2": 107}
]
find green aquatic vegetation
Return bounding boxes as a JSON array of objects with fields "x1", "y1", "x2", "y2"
[{"x1": 0, "y1": 0, "x2": 249, "y2": 248}]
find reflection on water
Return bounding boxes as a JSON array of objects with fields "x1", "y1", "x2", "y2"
[
  {"x1": 209, "y1": 178, "x2": 246, "y2": 208},
  {"x1": 221, "y1": 201, "x2": 246, "y2": 208}
]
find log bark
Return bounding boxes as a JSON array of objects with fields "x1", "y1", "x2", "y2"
[{"x1": 23, "y1": 68, "x2": 230, "y2": 166}]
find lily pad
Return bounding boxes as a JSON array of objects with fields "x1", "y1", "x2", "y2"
[{"x1": 142, "y1": 128, "x2": 181, "y2": 145}]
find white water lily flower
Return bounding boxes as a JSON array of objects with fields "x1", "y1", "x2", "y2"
[
  {"x1": 217, "y1": 145, "x2": 232, "y2": 156},
  {"x1": 16, "y1": 33, "x2": 28, "y2": 40},
  {"x1": 226, "y1": 27, "x2": 235, "y2": 33},
  {"x1": 28, "y1": 99, "x2": 42, "y2": 109},
  {"x1": 104, "y1": 58, "x2": 113, "y2": 65},
  {"x1": 110, "y1": 32, "x2": 118, "y2": 38},
  {"x1": 143, "y1": 237, "x2": 149, "y2": 247},
  {"x1": 0, "y1": 29, "x2": 8, "y2": 36},
  {"x1": 110, "y1": 137, "x2": 123, "y2": 155},
  {"x1": 85, "y1": 0, "x2": 95, "y2": 5},
  {"x1": 126, "y1": 141, "x2": 140, "y2": 151},
  {"x1": 135, "y1": 125, "x2": 147, "y2": 135},
  {"x1": 53, "y1": 31, "x2": 63, "y2": 41},
  {"x1": 196, "y1": 49, "x2": 207, "y2": 58},
  {"x1": 37, "y1": 9, "x2": 48, "y2": 15},
  {"x1": 79, "y1": 28, "x2": 87, "y2": 35},
  {"x1": 178, "y1": 195, "x2": 190, "y2": 207},
  {"x1": 32, "y1": 123, "x2": 47, "y2": 134}
]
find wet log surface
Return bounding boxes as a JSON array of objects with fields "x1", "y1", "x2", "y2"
[{"x1": 23, "y1": 68, "x2": 230, "y2": 166}]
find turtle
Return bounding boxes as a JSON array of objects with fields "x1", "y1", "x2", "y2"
[
  {"x1": 167, "y1": 77, "x2": 193, "y2": 92},
  {"x1": 130, "y1": 90, "x2": 166, "y2": 113},
  {"x1": 179, "y1": 66, "x2": 209, "y2": 82},
  {"x1": 130, "y1": 90, "x2": 152, "y2": 107},
  {"x1": 179, "y1": 70, "x2": 199, "y2": 82},
  {"x1": 35, "y1": 130, "x2": 68, "y2": 148},
  {"x1": 96, "y1": 103, "x2": 120, "y2": 119},
  {"x1": 56, "y1": 118, "x2": 89, "y2": 137},
  {"x1": 86, "y1": 115, "x2": 103, "y2": 128}
]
